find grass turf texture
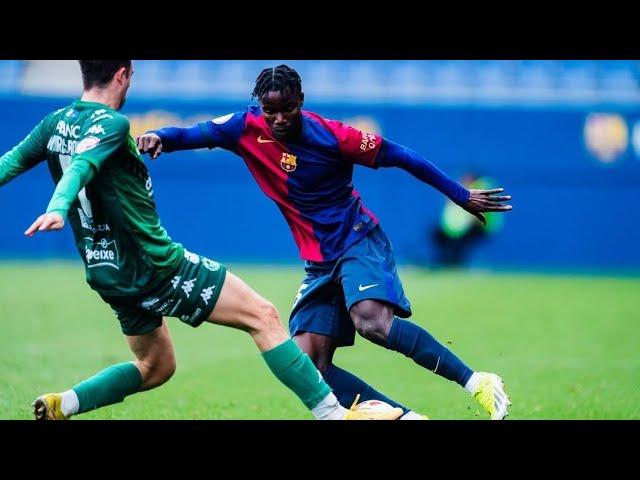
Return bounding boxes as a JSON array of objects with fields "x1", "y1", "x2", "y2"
[{"x1": 1, "y1": 261, "x2": 638, "y2": 420}]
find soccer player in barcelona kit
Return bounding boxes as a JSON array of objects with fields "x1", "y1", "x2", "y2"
[
  {"x1": 138, "y1": 64, "x2": 513, "y2": 419},
  {"x1": 0, "y1": 60, "x2": 397, "y2": 420}
]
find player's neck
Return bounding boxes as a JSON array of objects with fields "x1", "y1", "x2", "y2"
[{"x1": 80, "y1": 89, "x2": 121, "y2": 111}]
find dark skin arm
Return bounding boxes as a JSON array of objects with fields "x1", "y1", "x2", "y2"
[{"x1": 462, "y1": 188, "x2": 512, "y2": 225}]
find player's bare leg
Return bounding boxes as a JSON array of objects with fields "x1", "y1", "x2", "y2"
[
  {"x1": 33, "y1": 321, "x2": 175, "y2": 420},
  {"x1": 205, "y1": 271, "x2": 401, "y2": 420},
  {"x1": 126, "y1": 320, "x2": 176, "y2": 391}
]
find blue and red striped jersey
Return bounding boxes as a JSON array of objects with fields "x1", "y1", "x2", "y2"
[{"x1": 192, "y1": 106, "x2": 382, "y2": 262}]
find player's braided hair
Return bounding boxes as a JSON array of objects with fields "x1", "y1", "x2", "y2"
[{"x1": 251, "y1": 65, "x2": 302, "y2": 101}]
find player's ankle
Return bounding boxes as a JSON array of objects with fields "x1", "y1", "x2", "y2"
[
  {"x1": 60, "y1": 390, "x2": 79, "y2": 418},
  {"x1": 400, "y1": 410, "x2": 425, "y2": 420},
  {"x1": 464, "y1": 371, "x2": 481, "y2": 394},
  {"x1": 311, "y1": 392, "x2": 346, "y2": 420}
]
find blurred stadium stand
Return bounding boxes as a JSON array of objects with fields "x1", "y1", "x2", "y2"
[
  {"x1": 1, "y1": 60, "x2": 639, "y2": 271},
  {"x1": 2, "y1": 60, "x2": 639, "y2": 107}
]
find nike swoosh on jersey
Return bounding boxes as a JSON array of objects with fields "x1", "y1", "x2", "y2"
[{"x1": 257, "y1": 136, "x2": 276, "y2": 143}]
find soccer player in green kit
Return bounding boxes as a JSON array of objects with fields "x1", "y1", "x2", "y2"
[{"x1": 0, "y1": 60, "x2": 399, "y2": 420}]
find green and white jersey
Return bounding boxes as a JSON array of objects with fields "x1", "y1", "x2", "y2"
[{"x1": 0, "y1": 100, "x2": 184, "y2": 296}]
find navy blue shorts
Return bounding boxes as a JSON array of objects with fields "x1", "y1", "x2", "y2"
[{"x1": 289, "y1": 226, "x2": 412, "y2": 347}]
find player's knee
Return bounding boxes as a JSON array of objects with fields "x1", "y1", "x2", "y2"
[
  {"x1": 351, "y1": 301, "x2": 393, "y2": 345},
  {"x1": 251, "y1": 300, "x2": 282, "y2": 333},
  {"x1": 140, "y1": 353, "x2": 176, "y2": 388},
  {"x1": 354, "y1": 320, "x2": 387, "y2": 344}
]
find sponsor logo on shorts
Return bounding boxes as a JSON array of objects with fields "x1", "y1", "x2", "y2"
[
  {"x1": 181, "y1": 308, "x2": 203, "y2": 323},
  {"x1": 141, "y1": 297, "x2": 160, "y2": 309},
  {"x1": 184, "y1": 249, "x2": 200, "y2": 265},
  {"x1": 202, "y1": 257, "x2": 221, "y2": 272},
  {"x1": 156, "y1": 299, "x2": 175, "y2": 315}
]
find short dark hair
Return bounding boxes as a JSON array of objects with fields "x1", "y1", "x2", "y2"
[
  {"x1": 78, "y1": 60, "x2": 131, "y2": 90},
  {"x1": 252, "y1": 64, "x2": 302, "y2": 101}
]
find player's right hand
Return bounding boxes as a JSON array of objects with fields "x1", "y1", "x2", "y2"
[
  {"x1": 25, "y1": 213, "x2": 65, "y2": 237},
  {"x1": 136, "y1": 133, "x2": 163, "y2": 160}
]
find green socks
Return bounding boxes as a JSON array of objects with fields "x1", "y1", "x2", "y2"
[
  {"x1": 73, "y1": 362, "x2": 142, "y2": 414},
  {"x1": 262, "y1": 339, "x2": 331, "y2": 410}
]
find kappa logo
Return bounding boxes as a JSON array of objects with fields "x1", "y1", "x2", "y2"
[
  {"x1": 171, "y1": 276, "x2": 182, "y2": 289},
  {"x1": 86, "y1": 124, "x2": 106, "y2": 136},
  {"x1": 280, "y1": 152, "x2": 297, "y2": 172},
  {"x1": 257, "y1": 135, "x2": 276, "y2": 144},
  {"x1": 200, "y1": 285, "x2": 216, "y2": 305},
  {"x1": 181, "y1": 279, "x2": 196, "y2": 297}
]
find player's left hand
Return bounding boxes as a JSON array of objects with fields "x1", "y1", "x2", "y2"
[
  {"x1": 462, "y1": 188, "x2": 512, "y2": 225},
  {"x1": 25, "y1": 213, "x2": 65, "y2": 237}
]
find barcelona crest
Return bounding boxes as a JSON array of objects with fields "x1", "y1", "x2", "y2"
[{"x1": 280, "y1": 152, "x2": 298, "y2": 172}]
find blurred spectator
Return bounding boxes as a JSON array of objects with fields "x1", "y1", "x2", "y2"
[{"x1": 431, "y1": 173, "x2": 504, "y2": 267}]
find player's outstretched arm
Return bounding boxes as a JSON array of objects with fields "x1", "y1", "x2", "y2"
[
  {"x1": 136, "y1": 133, "x2": 163, "y2": 159},
  {"x1": 26, "y1": 114, "x2": 129, "y2": 236},
  {"x1": 26, "y1": 158, "x2": 97, "y2": 237},
  {"x1": 376, "y1": 139, "x2": 511, "y2": 224},
  {"x1": 462, "y1": 188, "x2": 512, "y2": 225},
  {"x1": 137, "y1": 122, "x2": 217, "y2": 159},
  {"x1": 25, "y1": 213, "x2": 64, "y2": 236},
  {"x1": 137, "y1": 113, "x2": 244, "y2": 159},
  {"x1": 0, "y1": 119, "x2": 50, "y2": 188}
]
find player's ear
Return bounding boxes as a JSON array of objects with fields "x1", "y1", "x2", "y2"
[
  {"x1": 114, "y1": 67, "x2": 127, "y2": 84},
  {"x1": 299, "y1": 91, "x2": 305, "y2": 108}
]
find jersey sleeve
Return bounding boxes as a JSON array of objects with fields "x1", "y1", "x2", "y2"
[
  {"x1": 328, "y1": 120, "x2": 383, "y2": 168},
  {"x1": 151, "y1": 110, "x2": 247, "y2": 153},
  {"x1": 0, "y1": 114, "x2": 51, "y2": 187}
]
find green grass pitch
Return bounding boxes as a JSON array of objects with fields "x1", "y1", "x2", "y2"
[{"x1": 1, "y1": 261, "x2": 638, "y2": 419}]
